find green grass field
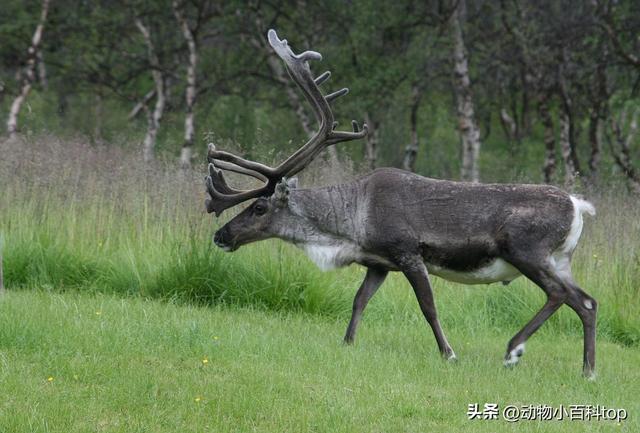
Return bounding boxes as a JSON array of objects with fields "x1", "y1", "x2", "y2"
[
  {"x1": 0, "y1": 289, "x2": 638, "y2": 433},
  {"x1": 1, "y1": 137, "x2": 639, "y2": 432}
]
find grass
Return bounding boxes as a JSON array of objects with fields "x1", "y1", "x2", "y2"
[
  {"x1": 0, "y1": 289, "x2": 638, "y2": 433},
  {"x1": 1, "y1": 136, "x2": 639, "y2": 431},
  {"x1": 1, "y1": 137, "x2": 639, "y2": 343}
]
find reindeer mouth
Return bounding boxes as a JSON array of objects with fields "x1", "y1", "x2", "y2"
[
  {"x1": 213, "y1": 229, "x2": 237, "y2": 252},
  {"x1": 214, "y1": 239, "x2": 236, "y2": 252}
]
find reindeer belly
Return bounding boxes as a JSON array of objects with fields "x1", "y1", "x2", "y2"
[
  {"x1": 426, "y1": 259, "x2": 521, "y2": 284},
  {"x1": 419, "y1": 238, "x2": 521, "y2": 285}
]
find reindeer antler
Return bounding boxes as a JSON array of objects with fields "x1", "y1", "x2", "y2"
[{"x1": 205, "y1": 29, "x2": 367, "y2": 216}]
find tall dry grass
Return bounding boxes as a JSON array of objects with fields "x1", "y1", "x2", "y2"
[{"x1": 1, "y1": 136, "x2": 638, "y2": 346}]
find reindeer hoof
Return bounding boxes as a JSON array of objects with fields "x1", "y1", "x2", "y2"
[
  {"x1": 444, "y1": 351, "x2": 457, "y2": 362},
  {"x1": 504, "y1": 343, "x2": 525, "y2": 367}
]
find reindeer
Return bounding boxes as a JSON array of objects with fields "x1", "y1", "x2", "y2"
[{"x1": 205, "y1": 30, "x2": 598, "y2": 377}]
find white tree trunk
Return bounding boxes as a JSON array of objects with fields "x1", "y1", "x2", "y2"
[
  {"x1": 180, "y1": 146, "x2": 193, "y2": 168},
  {"x1": 7, "y1": 85, "x2": 32, "y2": 138},
  {"x1": 173, "y1": 1, "x2": 198, "y2": 168},
  {"x1": 128, "y1": 89, "x2": 156, "y2": 120},
  {"x1": 135, "y1": 18, "x2": 166, "y2": 163},
  {"x1": 449, "y1": 0, "x2": 482, "y2": 182},
  {"x1": 499, "y1": 108, "x2": 517, "y2": 143},
  {"x1": 7, "y1": 0, "x2": 50, "y2": 138}
]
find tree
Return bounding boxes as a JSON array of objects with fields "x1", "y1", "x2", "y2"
[
  {"x1": 402, "y1": 83, "x2": 422, "y2": 172},
  {"x1": 172, "y1": 0, "x2": 199, "y2": 168},
  {"x1": 449, "y1": 0, "x2": 482, "y2": 182},
  {"x1": 244, "y1": 2, "x2": 341, "y2": 163},
  {"x1": 607, "y1": 108, "x2": 640, "y2": 194},
  {"x1": 6, "y1": 0, "x2": 50, "y2": 138},
  {"x1": 134, "y1": 16, "x2": 167, "y2": 162}
]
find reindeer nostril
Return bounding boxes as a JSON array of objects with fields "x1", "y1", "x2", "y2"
[{"x1": 214, "y1": 227, "x2": 230, "y2": 249}]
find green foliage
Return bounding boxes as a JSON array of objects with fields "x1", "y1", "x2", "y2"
[{"x1": 1, "y1": 0, "x2": 638, "y2": 182}]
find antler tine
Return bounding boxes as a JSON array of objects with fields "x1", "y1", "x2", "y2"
[
  {"x1": 208, "y1": 145, "x2": 277, "y2": 178},
  {"x1": 205, "y1": 30, "x2": 368, "y2": 216},
  {"x1": 281, "y1": 121, "x2": 369, "y2": 179},
  {"x1": 314, "y1": 71, "x2": 331, "y2": 86},
  {"x1": 205, "y1": 176, "x2": 270, "y2": 216},
  {"x1": 326, "y1": 88, "x2": 349, "y2": 102},
  {"x1": 205, "y1": 144, "x2": 274, "y2": 216},
  {"x1": 330, "y1": 123, "x2": 369, "y2": 141},
  {"x1": 205, "y1": 162, "x2": 272, "y2": 216},
  {"x1": 322, "y1": 121, "x2": 369, "y2": 149},
  {"x1": 207, "y1": 163, "x2": 241, "y2": 195},
  {"x1": 209, "y1": 159, "x2": 269, "y2": 183}
]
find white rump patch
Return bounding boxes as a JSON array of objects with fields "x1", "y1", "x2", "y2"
[
  {"x1": 428, "y1": 258, "x2": 521, "y2": 285},
  {"x1": 550, "y1": 196, "x2": 596, "y2": 276},
  {"x1": 504, "y1": 343, "x2": 525, "y2": 366},
  {"x1": 561, "y1": 196, "x2": 595, "y2": 254}
]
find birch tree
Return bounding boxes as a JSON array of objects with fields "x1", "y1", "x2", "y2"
[
  {"x1": 247, "y1": 5, "x2": 340, "y2": 163},
  {"x1": 449, "y1": 0, "x2": 482, "y2": 182},
  {"x1": 172, "y1": 0, "x2": 199, "y2": 168},
  {"x1": 6, "y1": 0, "x2": 50, "y2": 139},
  {"x1": 135, "y1": 17, "x2": 166, "y2": 162},
  {"x1": 557, "y1": 53, "x2": 582, "y2": 189}
]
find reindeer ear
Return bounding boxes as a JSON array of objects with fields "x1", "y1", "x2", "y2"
[
  {"x1": 286, "y1": 177, "x2": 299, "y2": 189},
  {"x1": 273, "y1": 178, "x2": 292, "y2": 206}
]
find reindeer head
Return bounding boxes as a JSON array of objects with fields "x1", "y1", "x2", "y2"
[
  {"x1": 206, "y1": 29, "x2": 366, "y2": 251},
  {"x1": 213, "y1": 178, "x2": 299, "y2": 251}
]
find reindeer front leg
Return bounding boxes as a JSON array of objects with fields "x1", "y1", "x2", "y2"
[
  {"x1": 401, "y1": 258, "x2": 456, "y2": 361},
  {"x1": 344, "y1": 267, "x2": 388, "y2": 344}
]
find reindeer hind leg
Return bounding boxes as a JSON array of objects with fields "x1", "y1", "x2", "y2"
[
  {"x1": 502, "y1": 256, "x2": 568, "y2": 367},
  {"x1": 504, "y1": 252, "x2": 597, "y2": 377}
]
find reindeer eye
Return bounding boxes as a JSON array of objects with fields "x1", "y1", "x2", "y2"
[{"x1": 254, "y1": 203, "x2": 267, "y2": 215}]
